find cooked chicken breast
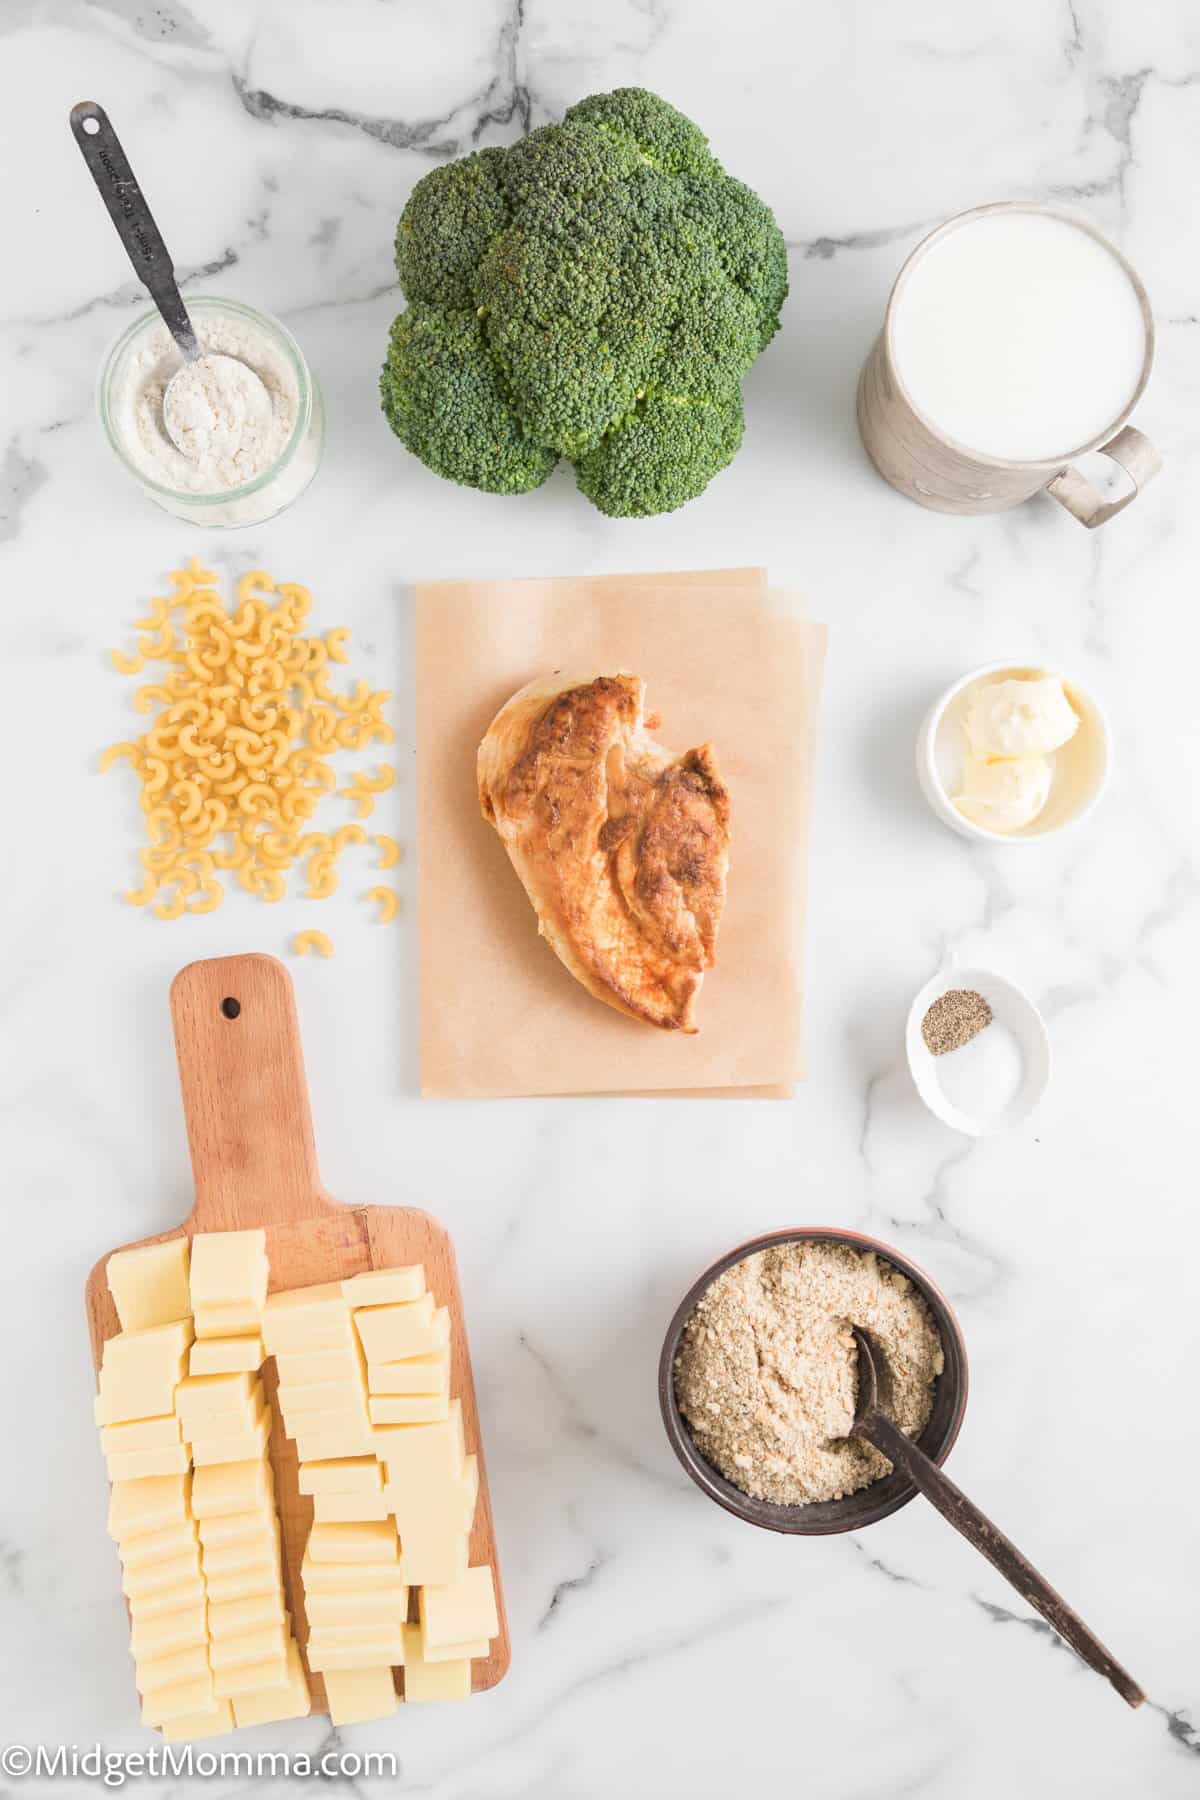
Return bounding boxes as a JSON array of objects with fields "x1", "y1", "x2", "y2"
[{"x1": 478, "y1": 672, "x2": 730, "y2": 1032}]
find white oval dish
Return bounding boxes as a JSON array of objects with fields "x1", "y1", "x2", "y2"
[
  {"x1": 906, "y1": 964, "x2": 1050, "y2": 1136},
  {"x1": 916, "y1": 660, "x2": 1111, "y2": 843}
]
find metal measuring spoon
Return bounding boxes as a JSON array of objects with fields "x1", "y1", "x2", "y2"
[
  {"x1": 849, "y1": 1327, "x2": 1144, "y2": 1708},
  {"x1": 69, "y1": 101, "x2": 271, "y2": 453}
]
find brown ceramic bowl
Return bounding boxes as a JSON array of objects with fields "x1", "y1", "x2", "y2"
[{"x1": 658, "y1": 1227, "x2": 969, "y2": 1535}]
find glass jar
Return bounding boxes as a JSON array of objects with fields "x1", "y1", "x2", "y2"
[{"x1": 97, "y1": 296, "x2": 324, "y2": 528}]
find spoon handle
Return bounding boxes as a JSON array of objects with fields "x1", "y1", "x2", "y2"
[
  {"x1": 69, "y1": 101, "x2": 199, "y2": 361},
  {"x1": 856, "y1": 1408, "x2": 1144, "y2": 1708}
]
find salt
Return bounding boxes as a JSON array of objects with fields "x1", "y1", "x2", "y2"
[{"x1": 935, "y1": 1021, "x2": 1025, "y2": 1123}]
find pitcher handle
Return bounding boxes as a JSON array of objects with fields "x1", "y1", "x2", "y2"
[{"x1": 1046, "y1": 425, "x2": 1162, "y2": 529}]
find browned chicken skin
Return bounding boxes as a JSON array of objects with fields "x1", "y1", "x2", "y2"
[{"x1": 478, "y1": 673, "x2": 730, "y2": 1031}]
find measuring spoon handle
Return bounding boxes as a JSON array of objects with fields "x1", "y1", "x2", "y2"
[
  {"x1": 69, "y1": 101, "x2": 199, "y2": 361},
  {"x1": 856, "y1": 1408, "x2": 1144, "y2": 1709}
]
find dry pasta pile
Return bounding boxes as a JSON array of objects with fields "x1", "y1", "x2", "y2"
[{"x1": 102, "y1": 561, "x2": 400, "y2": 949}]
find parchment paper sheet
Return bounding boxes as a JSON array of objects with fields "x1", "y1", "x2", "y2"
[{"x1": 415, "y1": 569, "x2": 825, "y2": 1097}]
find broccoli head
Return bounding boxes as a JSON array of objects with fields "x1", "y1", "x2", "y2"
[{"x1": 380, "y1": 88, "x2": 787, "y2": 518}]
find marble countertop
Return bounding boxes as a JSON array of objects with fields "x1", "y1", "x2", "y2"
[{"x1": 4, "y1": 1, "x2": 1199, "y2": 1794}]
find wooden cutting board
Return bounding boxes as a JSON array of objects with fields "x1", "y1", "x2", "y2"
[{"x1": 85, "y1": 952, "x2": 510, "y2": 1712}]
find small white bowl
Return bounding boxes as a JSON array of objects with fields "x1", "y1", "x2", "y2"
[
  {"x1": 906, "y1": 964, "x2": 1051, "y2": 1136},
  {"x1": 917, "y1": 660, "x2": 1111, "y2": 843}
]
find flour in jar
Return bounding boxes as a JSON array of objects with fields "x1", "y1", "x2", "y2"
[{"x1": 111, "y1": 314, "x2": 299, "y2": 494}]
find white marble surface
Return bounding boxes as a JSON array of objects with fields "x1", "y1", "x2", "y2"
[{"x1": 3, "y1": 1, "x2": 1199, "y2": 1793}]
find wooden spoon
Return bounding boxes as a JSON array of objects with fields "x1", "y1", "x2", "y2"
[{"x1": 850, "y1": 1327, "x2": 1144, "y2": 1708}]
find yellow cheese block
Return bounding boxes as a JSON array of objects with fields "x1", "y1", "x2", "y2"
[
  {"x1": 141, "y1": 1672, "x2": 215, "y2": 1727},
  {"x1": 190, "y1": 1336, "x2": 264, "y2": 1376},
  {"x1": 294, "y1": 1426, "x2": 376, "y2": 1464},
  {"x1": 367, "y1": 1309, "x2": 452, "y2": 1387},
  {"x1": 194, "y1": 1302, "x2": 265, "y2": 1341},
  {"x1": 135, "y1": 1641, "x2": 210, "y2": 1694},
  {"x1": 128, "y1": 1578, "x2": 207, "y2": 1622},
  {"x1": 161, "y1": 1699, "x2": 235, "y2": 1741},
  {"x1": 212, "y1": 1656, "x2": 287, "y2": 1699},
  {"x1": 192, "y1": 1458, "x2": 270, "y2": 1519},
  {"x1": 94, "y1": 1360, "x2": 187, "y2": 1428},
  {"x1": 365, "y1": 1348, "x2": 449, "y2": 1398},
  {"x1": 297, "y1": 1457, "x2": 382, "y2": 1497},
  {"x1": 343, "y1": 1265, "x2": 425, "y2": 1308},
  {"x1": 123, "y1": 1548, "x2": 202, "y2": 1599},
  {"x1": 275, "y1": 1344, "x2": 362, "y2": 1386},
  {"x1": 369, "y1": 1392, "x2": 450, "y2": 1426},
  {"x1": 305, "y1": 1628, "x2": 404, "y2": 1672},
  {"x1": 305, "y1": 1588, "x2": 410, "y2": 1627},
  {"x1": 208, "y1": 1623, "x2": 288, "y2": 1671},
  {"x1": 311, "y1": 1491, "x2": 392, "y2": 1524},
  {"x1": 188, "y1": 1230, "x2": 269, "y2": 1309},
  {"x1": 108, "y1": 1473, "x2": 192, "y2": 1540},
  {"x1": 354, "y1": 1294, "x2": 440, "y2": 1365},
  {"x1": 300, "y1": 1555, "x2": 408, "y2": 1594},
  {"x1": 102, "y1": 1319, "x2": 195, "y2": 1370},
  {"x1": 393, "y1": 1529, "x2": 467, "y2": 1589},
  {"x1": 231, "y1": 1636, "x2": 311, "y2": 1728},
  {"x1": 307, "y1": 1519, "x2": 399, "y2": 1565},
  {"x1": 401, "y1": 1623, "x2": 470, "y2": 1703},
  {"x1": 208, "y1": 1592, "x2": 287, "y2": 1640},
  {"x1": 261, "y1": 1282, "x2": 352, "y2": 1356},
  {"x1": 174, "y1": 1372, "x2": 259, "y2": 1419},
  {"x1": 106, "y1": 1238, "x2": 191, "y2": 1333},
  {"x1": 197, "y1": 1508, "x2": 275, "y2": 1550},
  {"x1": 423, "y1": 1638, "x2": 488, "y2": 1664},
  {"x1": 461, "y1": 1454, "x2": 479, "y2": 1530},
  {"x1": 323, "y1": 1665, "x2": 397, "y2": 1726},
  {"x1": 129, "y1": 1606, "x2": 208, "y2": 1661},
  {"x1": 419, "y1": 1566, "x2": 498, "y2": 1650},
  {"x1": 106, "y1": 1444, "x2": 191, "y2": 1483},
  {"x1": 276, "y1": 1378, "x2": 367, "y2": 1418},
  {"x1": 204, "y1": 1560, "x2": 281, "y2": 1605},
  {"x1": 374, "y1": 1400, "x2": 463, "y2": 1484},
  {"x1": 189, "y1": 1416, "x2": 270, "y2": 1467},
  {"x1": 120, "y1": 1520, "x2": 198, "y2": 1569},
  {"x1": 201, "y1": 1530, "x2": 279, "y2": 1579},
  {"x1": 100, "y1": 1415, "x2": 182, "y2": 1454}
]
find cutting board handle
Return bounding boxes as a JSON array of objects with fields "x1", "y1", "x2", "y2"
[{"x1": 171, "y1": 954, "x2": 338, "y2": 1230}]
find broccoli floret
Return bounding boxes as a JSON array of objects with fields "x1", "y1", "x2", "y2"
[
  {"x1": 395, "y1": 148, "x2": 510, "y2": 309},
  {"x1": 380, "y1": 304, "x2": 557, "y2": 495},
  {"x1": 381, "y1": 87, "x2": 787, "y2": 517},
  {"x1": 574, "y1": 391, "x2": 745, "y2": 519}
]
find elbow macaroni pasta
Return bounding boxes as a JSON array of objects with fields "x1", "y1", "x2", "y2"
[
  {"x1": 366, "y1": 886, "x2": 398, "y2": 924},
  {"x1": 102, "y1": 563, "x2": 397, "y2": 935},
  {"x1": 293, "y1": 930, "x2": 334, "y2": 958}
]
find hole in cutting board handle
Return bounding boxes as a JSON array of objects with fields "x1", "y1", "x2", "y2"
[{"x1": 220, "y1": 996, "x2": 241, "y2": 1020}]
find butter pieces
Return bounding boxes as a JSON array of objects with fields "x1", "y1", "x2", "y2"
[
  {"x1": 401, "y1": 1624, "x2": 470, "y2": 1703},
  {"x1": 106, "y1": 1239, "x2": 191, "y2": 1332},
  {"x1": 343, "y1": 1265, "x2": 425, "y2": 1308},
  {"x1": 322, "y1": 1666, "x2": 397, "y2": 1726}
]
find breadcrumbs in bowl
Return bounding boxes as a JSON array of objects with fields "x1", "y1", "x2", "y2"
[{"x1": 658, "y1": 1229, "x2": 968, "y2": 1536}]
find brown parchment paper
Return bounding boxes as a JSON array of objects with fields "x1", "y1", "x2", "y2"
[{"x1": 415, "y1": 569, "x2": 826, "y2": 1097}]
